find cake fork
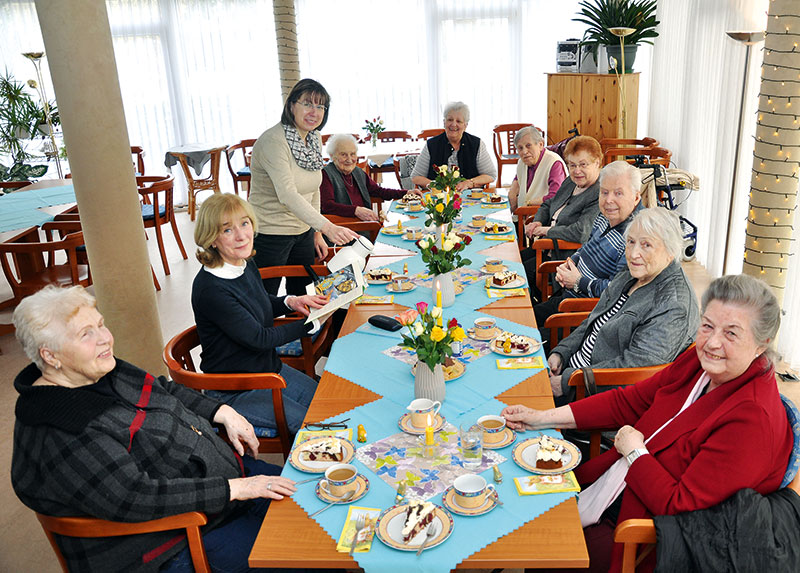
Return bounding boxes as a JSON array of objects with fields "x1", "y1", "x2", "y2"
[
  {"x1": 349, "y1": 513, "x2": 367, "y2": 557},
  {"x1": 416, "y1": 522, "x2": 439, "y2": 556}
]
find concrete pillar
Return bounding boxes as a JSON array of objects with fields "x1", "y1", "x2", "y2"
[
  {"x1": 273, "y1": 0, "x2": 301, "y2": 100},
  {"x1": 35, "y1": 0, "x2": 166, "y2": 374},
  {"x1": 744, "y1": 0, "x2": 800, "y2": 306}
]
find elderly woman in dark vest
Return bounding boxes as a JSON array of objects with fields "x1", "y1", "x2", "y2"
[
  {"x1": 411, "y1": 101, "x2": 497, "y2": 192},
  {"x1": 320, "y1": 134, "x2": 421, "y2": 221}
]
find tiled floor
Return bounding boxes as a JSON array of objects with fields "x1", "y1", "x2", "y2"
[{"x1": 1, "y1": 207, "x2": 797, "y2": 571}]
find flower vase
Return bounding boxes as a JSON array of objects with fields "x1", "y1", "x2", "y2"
[
  {"x1": 432, "y1": 272, "x2": 456, "y2": 307},
  {"x1": 371, "y1": 136, "x2": 377, "y2": 149},
  {"x1": 414, "y1": 361, "x2": 446, "y2": 402}
]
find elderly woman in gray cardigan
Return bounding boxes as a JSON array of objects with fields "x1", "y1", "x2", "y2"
[{"x1": 548, "y1": 208, "x2": 700, "y2": 404}]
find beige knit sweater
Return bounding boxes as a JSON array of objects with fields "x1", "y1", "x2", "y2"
[{"x1": 249, "y1": 122, "x2": 329, "y2": 235}]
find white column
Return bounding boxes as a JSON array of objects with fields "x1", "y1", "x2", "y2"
[{"x1": 273, "y1": 0, "x2": 301, "y2": 100}]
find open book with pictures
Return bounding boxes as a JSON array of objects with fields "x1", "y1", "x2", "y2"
[{"x1": 305, "y1": 263, "x2": 365, "y2": 324}]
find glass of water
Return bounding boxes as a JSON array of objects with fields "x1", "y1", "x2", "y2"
[{"x1": 460, "y1": 422, "x2": 483, "y2": 469}]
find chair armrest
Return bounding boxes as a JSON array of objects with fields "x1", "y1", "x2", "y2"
[
  {"x1": 558, "y1": 298, "x2": 599, "y2": 312},
  {"x1": 166, "y1": 369, "x2": 288, "y2": 393},
  {"x1": 614, "y1": 519, "x2": 657, "y2": 544},
  {"x1": 36, "y1": 511, "x2": 208, "y2": 538}
]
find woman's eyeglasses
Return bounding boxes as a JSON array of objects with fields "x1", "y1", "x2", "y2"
[
  {"x1": 566, "y1": 161, "x2": 592, "y2": 170},
  {"x1": 297, "y1": 100, "x2": 327, "y2": 112},
  {"x1": 303, "y1": 418, "x2": 350, "y2": 430}
]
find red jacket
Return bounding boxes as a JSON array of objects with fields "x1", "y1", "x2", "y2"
[{"x1": 571, "y1": 348, "x2": 792, "y2": 572}]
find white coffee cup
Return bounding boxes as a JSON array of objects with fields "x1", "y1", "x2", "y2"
[
  {"x1": 393, "y1": 275, "x2": 410, "y2": 290},
  {"x1": 319, "y1": 463, "x2": 358, "y2": 498},
  {"x1": 473, "y1": 317, "x2": 496, "y2": 335},
  {"x1": 453, "y1": 474, "x2": 495, "y2": 509},
  {"x1": 407, "y1": 398, "x2": 442, "y2": 428},
  {"x1": 477, "y1": 415, "x2": 506, "y2": 444}
]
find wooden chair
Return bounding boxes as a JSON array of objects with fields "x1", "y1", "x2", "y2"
[
  {"x1": 558, "y1": 297, "x2": 599, "y2": 312},
  {"x1": 36, "y1": 511, "x2": 210, "y2": 573},
  {"x1": 416, "y1": 128, "x2": 444, "y2": 140},
  {"x1": 492, "y1": 123, "x2": 533, "y2": 187},
  {"x1": 527, "y1": 238, "x2": 582, "y2": 301},
  {"x1": 543, "y1": 310, "x2": 591, "y2": 350},
  {"x1": 131, "y1": 145, "x2": 146, "y2": 175},
  {"x1": 599, "y1": 137, "x2": 659, "y2": 155},
  {"x1": 258, "y1": 264, "x2": 336, "y2": 379},
  {"x1": 171, "y1": 146, "x2": 226, "y2": 221},
  {"x1": 225, "y1": 139, "x2": 256, "y2": 198},
  {"x1": 366, "y1": 130, "x2": 415, "y2": 182},
  {"x1": 163, "y1": 325, "x2": 292, "y2": 458},
  {"x1": 393, "y1": 152, "x2": 419, "y2": 190},
  {"x1": 567, "y1": 364, "x2": 670, "y2": 458},
  {"x1": 137, "y1": 175, "x2": 187, "y2": 276},
  {"x1": 604, "y1": 146, "x2": 672, "y2": 167},
  {"x1": 0, "y1": 226, "x2": 91, "y2": 310},
  {"x1": 0, "y1": 181, "x2": 33, "y2": 192},
  {"x1": 514, "y1": 205, "x2": 540, "y2": 249}
]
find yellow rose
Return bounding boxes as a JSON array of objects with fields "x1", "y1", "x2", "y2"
[
  {"x1": 430, "y1": 326, "x2": 446, "y2": 342},
  {"x1": 451, "y1": 326, "x2": 466, "y2": 342},
  {"x1": 439, "y1": 165, "x2": 448, "y2": 174},
  {"x1": 435, "y1": 203, "x2": 444, "y2": 213}
]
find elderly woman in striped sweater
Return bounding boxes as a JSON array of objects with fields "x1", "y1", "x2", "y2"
[{"x1": 547, "y1": 207, "x2": 700, "y2": 405}]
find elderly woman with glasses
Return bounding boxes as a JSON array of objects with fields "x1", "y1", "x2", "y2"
[
  {"x1": 411, "y1": 101, "x2": 497, "y2": 191},
  {"x1": 502, "y1": 274, "x2": 792, "y2": 572},
  {"x1": 507, "y1": 126, "x2": 567, "y2": 212},
  {"x1": 11, "y1": 286, "x2": 299, "y2": 572},
  {"x1": 249, "y1": 78, "x2": 359, "y2": 295},
  {"x1": 320, "y1": 134, "x2": 421, "y2": 221}
]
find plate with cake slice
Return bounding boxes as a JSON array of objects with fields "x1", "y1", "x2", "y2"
[
  {"x1": 489, "y1": 331, "x2": 540, "y2": 356},
  {"x1": 288, "y1": 436, "x2": 356, "y2": 473},
  {"x1": 512, "y1": 435, "x2": 581, "y2": 475},
  {"x1": 481, "y1": 195, "x2": 507, "y2": 206},
  {"x1": 485, "y1": 271, "x2": 525, "y2": 289},
  {"x1": 481, "y1": 222, "x2": 513, "y2": 235},
  {"x1": 365, "y1": 268, "x2": 395, "y2": 284},
  {"x1": 375, "y1": 500, "x2": 454, "y2": 551},
  {"x1": 380, "y1": 226, "x2": 406, "y2": 236}
]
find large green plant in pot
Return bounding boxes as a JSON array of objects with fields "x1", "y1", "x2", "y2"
[
  {"x1": 0, "y1": 71, "x2": 48, "y2": 181},
  {"x1": 573, "y1": 0, "x2": 659, "y2": 73}
]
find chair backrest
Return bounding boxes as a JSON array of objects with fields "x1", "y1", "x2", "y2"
[
  {"x1": 36, "y1": 511, "x2": 210, "y2": 573},
  {"x1": 131, "y1": 145, "x2": 145, "y2": 175},
  {"x1": 416, "y1": 128, "x2": 445, "y2": 140},
  {"x1": 394, "y1": 153, "x2": 419, "y2": 190},
  {"x1": 530, "y1": 238, "x2": 582, "y2": 299},
  {"x1": 163, "y1": 325, "x2": 292, "y2": 456},
  {"x1": 377, "y1": 130, "x2": 414, "y2": 142},
  {"x1": 514, "y1": 205, "x2": 539, "y2": 249},
  {"x1": 136, "y1": 174, "x2": 175, "y2": 221},
  {"x1": 558, "y1": 297, "x2": 600, "y2": 312},
  {"x1": 543, "y1": 311, "x2": 591, "y2": 350},
  {"x1": 604, "y1": 145, "x2": 671, "y2": 166},
  {"x1": 599, "y1": 137, "x2": 659, "y2": 154},
  {"x1": 492, "y1": 123, "x2": 533, "y2": 159}
]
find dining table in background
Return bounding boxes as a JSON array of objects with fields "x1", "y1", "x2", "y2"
[{"x1": 249, "y1": 191, "x2": 589, "y2": 570}]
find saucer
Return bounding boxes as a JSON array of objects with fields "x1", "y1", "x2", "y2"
[
  {"x1": 398, "y1": 412, "x2": 446, "y2": 435},
  {"x1": 386, "y1": 282, "x2": 417, "y2": 293},
  {"x1": 441, "y1": 485, "x2": 499, "y2": 516},
  {"x1": 315, "y1": 474, "x2": 370, "y2": 504},
  {"x1": 482, "y1": 427, "x2": 517, "y2": 450},
  {"x1": 381, "y1": 227, "x2": 405, "y2": 236},
  {"x1": 480, "y1": 264, "x2": 508, "y2": 274},
  {"x1": 466, "y1": 326, "x2": 501, "y2": 341}
]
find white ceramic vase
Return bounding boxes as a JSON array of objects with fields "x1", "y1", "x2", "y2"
[
  {"x1": 414, "y1": 361, "x2": 446, "y2": 402},
  {"x1": 431, "y1": 272, "x2": 456, "y2": 307}
]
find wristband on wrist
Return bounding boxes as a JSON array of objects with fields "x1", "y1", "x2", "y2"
[{"x1": 625, "y1": 448, "x2": 649, "y2": 466}]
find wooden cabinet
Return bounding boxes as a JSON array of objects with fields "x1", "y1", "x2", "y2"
[{"x1": 546, "y1": 73, "x2": 639, "y2": 144}]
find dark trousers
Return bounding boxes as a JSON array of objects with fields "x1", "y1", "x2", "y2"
[{"x1": 253, "y1": 229, "x2": 315, "y2": 295}]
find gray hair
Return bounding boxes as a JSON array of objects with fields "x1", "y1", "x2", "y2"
[
  {"x1": 625, "y1": 208, "x2": 684, "y2": 262},
  {"x1": 326, "y1": 133, "x2": 358, "y2": 157},
  {"x1": 13, "y1": 285, "x2": 97, "y2": 370},
  {"x1": 701, "y1": 274, "x2": 781, "y2": 363},
  {"x1": 514, "y1": 126, "x2": 544, "y2": 147},
  {"x1": 443, "y1": 101, "x2": 470, "y2": 123},
  {"x1": 599, "y1": 160, "x2": 642, "y2": 195}
]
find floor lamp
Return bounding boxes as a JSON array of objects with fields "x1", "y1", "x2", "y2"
[{"x1": 722, "y1": 31, "x2": 764, "y2": 274}]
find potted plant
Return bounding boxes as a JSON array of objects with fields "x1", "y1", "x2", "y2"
[
  {"x1": 573, "y1": 0, "x2": 660, "y2": 73},
  {"x1": 0, "y1": 71, "x2": 48, "y2": 182}
]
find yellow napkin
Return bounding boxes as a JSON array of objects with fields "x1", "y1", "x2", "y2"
[
  {"x1": 355, "y1": 294, "x2": 395, "y2": 304},
  {"x1": 337, "y1": 506, "x2": 381, "y2": 552},
  {"x1": 486, "y1": 288, "x2": 526, "y2": 298},
  {"x1": 514, "y1": 472, "x2": 581, "y2": 495},
  {"x1": 496, "y1": 356, "x2": 545, "y2": 369}
]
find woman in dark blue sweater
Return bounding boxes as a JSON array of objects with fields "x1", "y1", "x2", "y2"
[{"x1": 191, "y1": 193, "x2": 328, "y2": 434}]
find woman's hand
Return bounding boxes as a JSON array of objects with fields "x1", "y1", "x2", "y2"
[
  {"x1": 555, "y1": 258, "x2": 581, "y2": 290},
  {"x1": 228, "y1": 475, "x2": 297, "y2": 501},
  {"x1": 286, "y1": 294, "x2": 329, "y2": 317},
  {"x1": 614, "y1": 425, "x2": 646, "y2": 457},
  {"x1": 500, "y1": 404, "x2": 540, "y2": 430},
  {"x1": 354, "y1": 206, "x2": 379, "y2": 222},
  {"x1": 321, "y1": 222, "x2": 360, "y2": 245},
  {"x1": 213, "y1": 405, "x2": 259, "y2": 458},
  {"x1": 548, "y1": 353, "x2": 563, "y2": 375},
  {"x1": 549, "y1": 374, "x2": 563, "y2": 397},
  {"x1": 407, "y1": 188, "x2": 424, "y2": 197},
  {"x1": 524, "y1": 220, "x2": 542, "y2": 238},
  {"x1": 532, "y1": 225, "x2": 550, "y2": 237},
  {"x1": 455, "y1": 179, "x2": 472, "y2": 192},
  {"x1": 313, "y1": 231, "x2": 328, "y2": 261}
]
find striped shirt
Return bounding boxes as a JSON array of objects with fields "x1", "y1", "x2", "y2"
[{"x1": 568, "y1": 292, "x2": 630, "y2": 369}]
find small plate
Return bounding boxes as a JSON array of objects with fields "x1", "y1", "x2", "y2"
[
  {"x1": 512, "y1": 436, "x2": 582, "y2": 475},
  {"x1": 288, "y1": 436, "x2": 356, "y2": 473},
  {"x1": 386, "y1": 282, "x2": 417, "y2": 293},
  {"x1": 381, "y1": 227, "x2": 406, "y2": 236},
  {"x1": 480, "y1": 264, "x2": 509, "y2": 274},
  {"x1": 481, "y1": 196, "x2": 507, "y2": 205},
  {"x1": 315, "y1": 474, "x2": 370, "y2": 504},
  {"x1": 398, "y1": 412, "x2": 446, "y2": 435},
  {"x1": 365, "y1": 272, "x2": 394, "y2": 285},
  {"x1": 441, "y1": 485, "x2": 499, "y2": 516},
  {"x1": 411, "y1": 360, "x2": 465, "y2": 382},
  {"x1": 375, "y1": 503, "x2": 454, "y2": 551},
  {"x1": 485, "y1": 276, "x2": 526, "y2": 290},
  {"x1": 490, "y1": 333, "x2": 540, "y2": 357},
  {"x1": 482, "y1": 225, "x2": 513, "y2": 235},
  {"x1": 466, "y1": 326, "x2": 501, "y2": 341},
  {"x1": 482, "y1": 427, "x2": 517, "y2": 450}
]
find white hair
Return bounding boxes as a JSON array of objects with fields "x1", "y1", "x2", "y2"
[
  {"x1": 13, "y1": 285, "x2": 97, "y2": 370},
  {"x1": 514, "y1": 126, "x2": 544, "y2": 147},
  {"x1": 599, "y1": 160, "x2": 642, "y2": 195},
  {"x1": 443, "y1": 101, "x2": 470, "y2": 123},
  {"x1": 625, "y1": 207, "x2": 685, "y2": 262},
  {"x1": 326, "y1": 133, "x2": 358, "y2": 157}
]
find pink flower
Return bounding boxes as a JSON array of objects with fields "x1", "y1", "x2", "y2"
[
  {"x1": 416, "y1": 301, "x2": 428, "y2": 314},
  {"x1": 453, "y1": 199, "x2": 462, "y2": 210},
  {"x1": 395, "y1": 309, "x2": 419, "y2": 326}
]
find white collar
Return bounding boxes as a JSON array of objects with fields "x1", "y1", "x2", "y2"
[{"x1": 204, "y1": 261, "x2": 246, "y2": 279}]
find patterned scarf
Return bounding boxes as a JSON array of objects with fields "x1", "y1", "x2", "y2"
[{"x1": 283, "y1": 124, "x2": 323, "y2": 171}]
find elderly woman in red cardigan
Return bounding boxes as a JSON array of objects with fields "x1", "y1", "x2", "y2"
[{"x1": 502, "y1": 274, "x2": 792, "y2": 573}]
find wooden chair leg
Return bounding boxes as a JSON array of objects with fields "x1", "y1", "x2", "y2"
[
  {"x1": 169, "y1": 216, "x2": 188, "y2": 260},
  {"x1": 151, "y1": 266, "x2": 161, "y2": 291},
  {"x1": 153, "y1": 221, "x2": 170, "y2": 275}
]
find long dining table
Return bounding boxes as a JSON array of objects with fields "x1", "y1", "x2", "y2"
[{"x1": 249, "y1": 193, "x2": 589, "y2": 570}]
